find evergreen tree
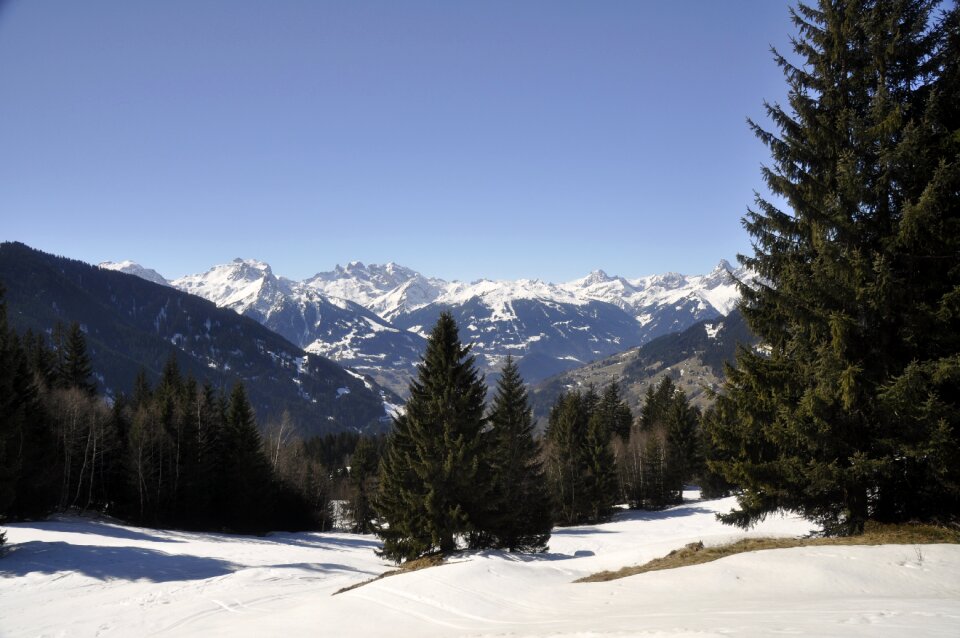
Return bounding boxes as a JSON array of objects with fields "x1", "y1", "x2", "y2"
[
  {"x1": 224, "y1": 382, "x2": 273, "y2": 533},
  {"x1": 544, "y1": 391, "x2": 589, "y2": 525},
  {"x1": 483, "y1": 357, "x2": 552, "y2": 552},
  {"x1": 544, "y1": 386, "x2": 621, "y2": 525},
  {"x1": 640, "y1": 377, "x2": 676, "y2": 431},
  {"x1": 583, "y1": 410, "x2": 618, "y2": 522},
  {"x1": 375, "y1": 312, "x2": 488, "y2": 562},
  {"x1": 664, "y1": 388, "x2": 702, "y2": 502},
  {"x1": 101, "y1": 394, "x2": 133, "y2": 517},
  {"x1": 0, "y1": 286, "x2": 26, "y2": 523},
  {"x1": 597, "y1": 381, "x2": 634, "y2": 441},
  {"x1": 698, "y1": 406, "x2": 734, "y2": 499},
  {"x1": 709, "y1": 0, "x2": 959, "y2": 534},
  {"x1": 0, "y1": 286, "x2": 58, "y2": 521},
  {"x1": 22, "y1": 329, "x2": 56, "y2": 390},
  {"x1": 58, "y1": 322, "x2": 96, "y2": 396},
  {"x1": 348, "y1": 436, "x2": 378, "y2": 534},
  {"x1": 641, "y1": 432, "x2": 669, "y2": 509},
  {"x1": 132, "y1": 368, "x2": 152, "y2": 408},
  {"x1": 197, "y1": 381, "x2": 229, "y2": 527}
]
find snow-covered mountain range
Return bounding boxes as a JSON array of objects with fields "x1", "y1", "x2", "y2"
[{"x1": 100, "y1": 258, "x2": 751, "y2": 393}]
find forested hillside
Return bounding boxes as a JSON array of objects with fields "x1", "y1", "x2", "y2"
[{"x1": 0, "y1": 242, "x2": 391, "y2": 437}]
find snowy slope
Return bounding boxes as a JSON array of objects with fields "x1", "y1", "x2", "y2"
[
  {"x1": 3, "y1": 494, "x2": 958, "y2": 637},
  {"x1": 296, "y1": 259, "x2": 748, "y2": 335},
  {"x1": 305, "y1": 261, "x2": 447, "y2": 321},
  {"x1": 171, "y1": 259, "x2": 424, "y2": 395},
  {"x1": 112, "y1": 257, "x2": 753, "y2": 388},
  {"x1": 559, "y1": 259, "x2": 751, "y2": 334},
  {"x1": 310, "y1": 260, "x2": 752, "y2": 382}
]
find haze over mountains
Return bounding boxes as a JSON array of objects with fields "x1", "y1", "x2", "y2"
[{"x1": 101, "y1": 256, "x2": 752, "y2": 394}]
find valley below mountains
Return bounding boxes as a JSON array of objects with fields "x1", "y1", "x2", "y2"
[{"x1": 102, "y1": 255, "x2": 753, "y2": 396}]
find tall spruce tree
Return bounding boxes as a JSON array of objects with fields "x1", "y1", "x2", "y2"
[
  {"x1": 544, "y1": 391, "x2": 589, "y2": 525},
  {"x1": 583, "y1": 410, "x2": 618, "y2": 522},
  {"x1": 598, "y1": 382, "x2": 634, "y2": 441},
  {"x1": 640, "y1": 377, "x2": 677, "y2": 432},
  {"x1": 664, "y1": 387, "x2": 702, "y2": 502},
  {"x1": 483, "y1": 357, "x2": 552, "y2": 552},
  {"x1": 0, "y1": 286, "x2": 58, "y2": 522},
  {"x1": 59, "y1": 322, "x2": 96, "y2": 396},
  {"x1": 348, "y1": 436, "x2": 378, "y2": 534},
  {"x1": 375, "y1": 312, "x2": 488, "y2": 562},
  {"x1": 224, "y1": 382, "x2": 274, "y2": 533},
  {"x1": 0, "y1": 285, "x2": 27, "y2": 536},
  {"x1": 709, "y1": 0, "x2": 959, "y2": 534},
  {"x1": 544, "y1": 385, "x2": 621, "y2": 525}
]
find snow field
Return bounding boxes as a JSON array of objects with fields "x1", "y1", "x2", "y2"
[{"x1": 2, "y1": 493, "x2": 958, "y2": 637}]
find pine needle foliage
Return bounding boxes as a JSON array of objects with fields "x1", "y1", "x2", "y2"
[
  {"x1": 375, "y1": 312, "x2": 489, "y2": 562},
  {"x1": 544, "y1": 383, "x2": 625, "y2": 525},
  {"x1": 709, "y1": 0, "x2": 960, "y2": 534},
  {"x1": 482, "y1": 357, "x2": 552, "y2": 552}
]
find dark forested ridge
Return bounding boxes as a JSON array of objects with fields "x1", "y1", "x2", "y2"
[
  {"x1": 531, "y1": 310, "x2": 756, "y2": 426},
  {"x1": 0, "y1": 242, "x2": 391, "y2": 437}
]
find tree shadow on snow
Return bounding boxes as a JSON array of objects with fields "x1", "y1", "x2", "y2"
[
  {"x1": 468, "y1": 548, "x2": 596, "y2": 563},
  {"x1": 0, "y1": 542, "x2": 238, "y2": 582},
  {"x1": 250, "y1": 533, "x2": 383, "y2": 552},
  {"x1": 551, "y1": 526, "x2": 616, "y2": 536},
  {"x1": 9, "y1": 519, "x2": 183, "y2": 544},
  {"x1": 144, "y1": 529, "x2": 382, "y2": 553},
  {"x1": 270, "y1": 562, "x2": 379, "y2": 576},
  {"x1": 609, "y1": 505, "x2": 714, "y2": 523}
]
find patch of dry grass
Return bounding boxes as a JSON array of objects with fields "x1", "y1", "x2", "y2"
[
  {"x1": 576, "y1": 521, "x2": 960, "y2": 583},
  {"x1": 333, "y1": 553, "x2": 445, "y2": 595}
]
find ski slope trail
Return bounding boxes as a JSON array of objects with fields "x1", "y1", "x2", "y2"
[{"x1": 2, "y1": 493, "x2": 958, "y2": 637}]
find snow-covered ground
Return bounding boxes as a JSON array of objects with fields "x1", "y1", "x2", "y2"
[{"x1": 2, "y1": 493, "x2": 959, "y2": 637}]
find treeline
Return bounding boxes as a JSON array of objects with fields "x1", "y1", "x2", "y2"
[
  {"x1": 3, "y1": 290, "x2": 712, "y2": 560},
  {"x1": 0, "y1": 287, "x2": 385, "y2": 541},
  {"x1": 375, "y1": 314, "x2": 552, "y2": 561},
  {"x1": 373, "y1": 312, "x2": 710, "y2": 563},
  {"x1": 542, "y1": 376, "x2": 712, "y2": 526}
]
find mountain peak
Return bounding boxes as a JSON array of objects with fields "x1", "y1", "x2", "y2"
[
  {"x1": 713, "y1": 259, "x2": 734, "y2": 273},
  {"x1": 232, "y1": 257, "x2": 271, "y2": 271},
  {"x1": 585, "y1": 269, "x2": 612, "y2": 284},
  {"x1": 98, "y1": 260, "x2": 170, "y2": 287},
  {"x1": 100, "y1": 259, "x2": 139, "y2": 270}
]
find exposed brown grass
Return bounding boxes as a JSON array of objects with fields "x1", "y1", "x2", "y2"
[
  {"x1": 333, "y1": 552, "x2": 445, "y2": 595},
  {"x1": 576, "y1": 521, "x2": 960, "y2": 583}
]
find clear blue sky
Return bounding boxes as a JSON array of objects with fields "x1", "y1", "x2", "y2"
[{"x1": 0, "y1": 1, "x2": 794, "y2": 282}]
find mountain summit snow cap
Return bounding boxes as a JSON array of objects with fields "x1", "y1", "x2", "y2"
[
  {"x1": 98, "y1": 260, "x2": 170, "y2": 287},
  {"x1": 582, "y1": 269, "x2": 613, "y2": 285}
]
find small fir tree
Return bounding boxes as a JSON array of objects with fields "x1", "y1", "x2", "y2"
[
  {"x1": 544, "y1": 391, "x2": 588, "y2": 525},
  {"x1": 544, "y1": 385, "x2": 622, "y2": 525},
  {"x1": 348, "y1": 436, "x2": 378, "y2": 534},
  {"x1": 224, "y1": 382, "x2": 274, "y2": 533},
  {"x1": 59, "y1": 322, "x2": 96, "y2": 396},
  {"x1": 374, "y1": 312, "x2": 489, "y2": 562},
  {"x1": 483, "y1": 357, "x2": 552, "y2": 552},
  {"x1": 583, "y1": 410, "x2": 617, "y2": 522},
  {"x1": 0, "y1": 286, "x2": 58, "y2": 521},
  {"x1": 598, "y1": 381, "x2": 634, "y2": 441}
]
